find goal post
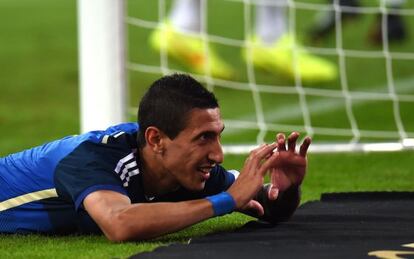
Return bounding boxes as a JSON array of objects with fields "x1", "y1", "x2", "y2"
[{"x1": 77, "y1": 0, "x2": 127, "y2": 133}]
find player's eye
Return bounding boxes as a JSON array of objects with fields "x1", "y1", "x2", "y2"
[
  {"x1": 199, "y1": 132, "x2": 214, "y2": 141},
  {"x1": 199, "y1": 133, "x2": 208, "y2": 141}
]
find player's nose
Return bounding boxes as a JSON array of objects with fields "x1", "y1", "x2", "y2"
[{"x1": 208, "y1": 139, "x2": 224, "y2": 164}]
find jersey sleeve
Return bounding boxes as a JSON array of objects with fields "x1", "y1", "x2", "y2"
[{"x1": 54, "y1": 142, "x2": 128, "y2": 210}]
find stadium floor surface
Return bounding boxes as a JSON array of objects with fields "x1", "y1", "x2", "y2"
[{"x1": 133, "y1": 192, "x2": 414, "y2": 259}]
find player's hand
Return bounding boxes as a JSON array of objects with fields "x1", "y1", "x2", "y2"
[
  {"x1": 267, "y1": 132, "x2": 311, "y2": 200},
  {"x1": 227, "y1": 142, "x2": 281, "y2": 211}
]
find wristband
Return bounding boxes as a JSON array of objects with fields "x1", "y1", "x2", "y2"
[{"x1": 206, "y1": 192, "x2": 236, "y2": 216}]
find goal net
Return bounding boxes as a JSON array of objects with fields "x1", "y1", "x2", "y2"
[{"x1": 78, "y1": 0, "x2": 414, "y2": 153}]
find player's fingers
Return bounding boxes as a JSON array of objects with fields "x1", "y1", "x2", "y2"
[
  {"x1": 299, "y1": 136, "x2": 312, "y2": 157},
  {"x1": 258, "y1": 152, "x2": 280, "y2": 176},
  {"x1": 287, "y1": 132, "x2": 299, "y2": 153},
  {"x1": 255, "y1": 142, "x2": 277, "y2": 160},
  {"x1": 276, "y1": 133, "x2": 286, "y2": 152},
  {"x1": 243, "y1": 144, "x2": 264, "y2": 172},
  {"x1": 245, "y1": 200, "x2": 265, "y2": 217},
  {"x1": 267, "y1": 183, "x2": 279, "y2": 201},
  {"x1": 265, "y1": 152, "x2": 307, "y2": 171},
  {"x1": 245, "y1": 144, "x2": 265, "y2": 163},
  {"x1": 246, "y1": 143, "x2": 276, "y2": 169}
]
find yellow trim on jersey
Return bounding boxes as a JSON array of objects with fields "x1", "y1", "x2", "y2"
[{"x1": 0, "y1": 188, "x2": 58, "y2": 212}]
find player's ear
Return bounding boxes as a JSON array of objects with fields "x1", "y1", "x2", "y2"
[{"x1": 144, "y1": 126, "x2": 167, "y2": 154}]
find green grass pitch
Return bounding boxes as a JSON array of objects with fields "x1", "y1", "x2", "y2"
[{"x1": 1, "y1": 0, "x2": 414, "y2": 258}]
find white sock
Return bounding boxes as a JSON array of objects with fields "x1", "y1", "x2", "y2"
[
  {"x1": 170, "y1": 0, "x2": 201, "y2": 33},
  {"x1": 255, "y1": 0, "x2": 288, "y2": 45}
]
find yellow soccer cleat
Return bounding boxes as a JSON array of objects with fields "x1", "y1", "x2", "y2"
[
  {"x1": 244, "y1": 34, "x2": 337, "y2": 83},
  {"x1": 149, "y1": 23, "x2": 234, "y2": 79}
]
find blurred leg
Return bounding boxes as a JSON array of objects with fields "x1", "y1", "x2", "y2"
[
  {"x1": 149, "y1": 0, "x2": 234, "y2": 79},
  {"x1": 170, "y1": 0, "x2": 201, "y2": 33},
  {"x1": 310, "y1": 0, "x2": 360, "y2": 40},
  {"x1": 370, "y1": 0, "x2": 407, "y2": 44},
  {"x1": 255, "y1": 0, "x2": 287, "y2": 44},
  {"x1": 246, "y1": 0, "x2": 338, "y2": 83}
]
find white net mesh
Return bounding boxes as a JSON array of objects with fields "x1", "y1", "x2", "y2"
[{"x1": 125, "y1": 0, "x2": 414, "y2": 153}]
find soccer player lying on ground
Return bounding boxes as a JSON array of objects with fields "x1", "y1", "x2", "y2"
[{"x1": 0, "y1": 74, "x2": 311, "y2": 242}]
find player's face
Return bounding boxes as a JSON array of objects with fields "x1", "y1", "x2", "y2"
[{"x1": 162, "y1": 108, "x2": 224, "y2": 191}]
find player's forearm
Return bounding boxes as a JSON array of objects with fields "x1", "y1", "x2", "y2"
[{"x1": 106, "y1": 199, "x2": 215, "y2": 241}]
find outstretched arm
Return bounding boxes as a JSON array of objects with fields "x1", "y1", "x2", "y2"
[{"x1": 84, "y1": 190, "x2": 215, "y2": 242}]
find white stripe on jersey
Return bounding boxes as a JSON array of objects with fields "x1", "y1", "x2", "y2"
[
  {"x1": 123, "y1": 169, "x2": 140, "y2": 187},
  {"x1": 115, "y1": 153, "x2": 135, "y2": 173},
  {"x1": 101, "y1": 135, "x2": 109, "y2": 144},
  {"x1": 0, "y1": 188, "x2": 58, "y2": 212},
  {"x1": 102, "y1": 131, "x2": 125, "y2": 144},
  {"x1": 120, "y1": 161, "x2": 138, "y2": 180},
  {"x1": 115, "y1": 153, "x2": 140, "y2": 187},
  {"x1": 113, "y1": 131, "x2": 125, "y2": 138}
]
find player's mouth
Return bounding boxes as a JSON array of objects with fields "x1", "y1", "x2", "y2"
[{"x1": 197, "y1": 166, "x2": 213, "y2": 181}]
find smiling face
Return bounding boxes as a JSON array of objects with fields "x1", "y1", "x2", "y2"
[{"x1": 161, "y1": 107, "x2": 224, "y2": 191}]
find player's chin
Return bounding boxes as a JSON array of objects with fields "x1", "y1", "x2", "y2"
[
  {"x1": 186, "y1": 178, "x2": 207, "y2": 191},
  {"x1": 193, "y1": 181, "x2": 207, "y2": 191}
]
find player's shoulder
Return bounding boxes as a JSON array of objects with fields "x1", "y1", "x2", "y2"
[
  {"x1": 98, "y1": 123, "x2": 139, "y2": 151},
  {"x1": 50, "y1": 122, "x2": 139, "y2": 170},
  {"x1": 79, "y1": 122, "x2": 139, "y2": 144},
  {"x1": 101, "y1": 123, "x2": 139, "y2": 136}
]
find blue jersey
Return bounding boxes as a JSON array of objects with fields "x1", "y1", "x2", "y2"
[{"x1": 0, "y1": 123, "x2": 237, "y2": 234}]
